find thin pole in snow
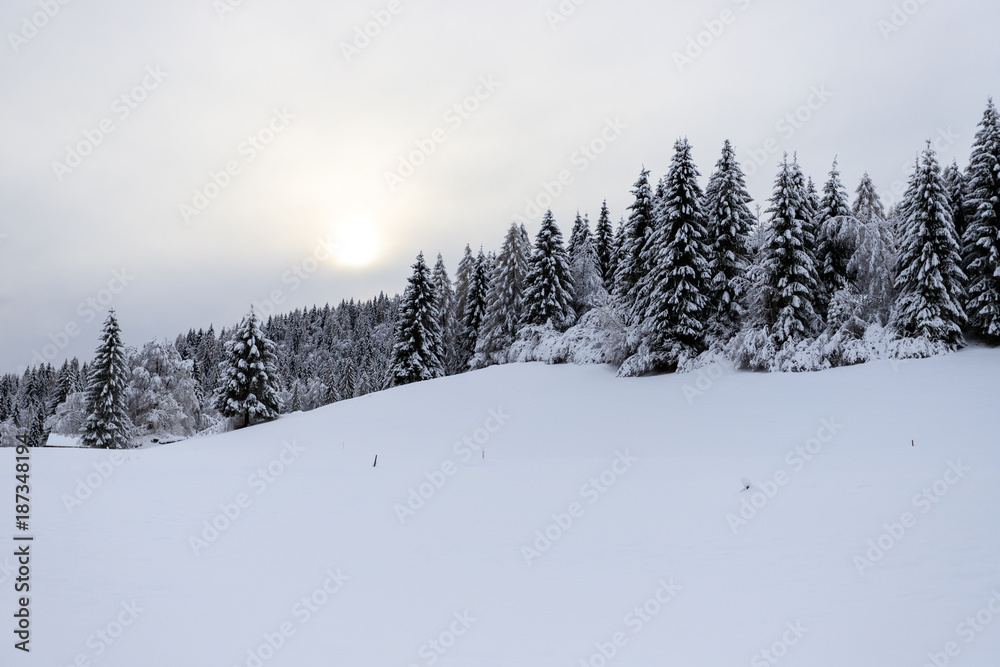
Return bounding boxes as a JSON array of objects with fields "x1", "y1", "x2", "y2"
[{"x1": 373, "y1": 455, "x2": 378, "y2": 467}]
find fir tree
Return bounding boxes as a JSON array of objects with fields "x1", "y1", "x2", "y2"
[
  {"x1": 892, "y1": 143, "x2": 967, "y2": 346},
  {"x1": 815, "y1": 158, "x2": 856, "y2": 314},
  {"x1": 594, "y1": 200, "x2": 616, "y2": 288},
  {"x1": 522, "y1": 210, "x2": 576, "y2": 329},
  {"x1": 215, "y1": 308, "x2": 282, "y2": 428},
  {"x1": 963, "y1": 99, "x2": 1000, "y2": 336},
  {"x1": 567, "y1": 212, "x2": 591, "y2": 259},
  {"x1": 942, "y1": 160, "x2": 972, "y2": 243},
  {"x1": 704, "y1": 139, "x2": 755, "y2": 333},
  {"x1": 457, "y1": 249, "x2": 490, "y2": 367},
  {"x1": 638, "y1": 138, "x2": 713, "y2": 362},
  {"x1": 613, "y1": 169, "x2": 655, "y2": 322},
  {"x1": 475, "y1": 223, "x2": 532, "y2": 365},
  {"x1": 758, "y1": 156, "x2": 821, "y2": 347},
  {"x1": 453, "y1": 245, "x2": 476, "y2": 333},
  {"x1": 431, "y1": 253, "x2": 460, "y2": 374},
  {"x1": 81, "y1": 310, "x2": 132, "y2": 449},
  {"x1": 850, "y1": 173, "x2": 896, "y2": 324},
  {"x1": 390, "y1": 252, "x2": 445, "y2": 385}
]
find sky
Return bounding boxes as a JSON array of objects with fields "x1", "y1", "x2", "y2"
[{"x1": 0, "y1": 0, "x2": 997, "y2": 373}]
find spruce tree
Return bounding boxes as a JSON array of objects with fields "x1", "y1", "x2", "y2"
[
  {"x1": 759, "y1": 156, "x2": 821, "y2": 347},
  {"x1": 476, "y1": 223, "x2": 532, "y2": 364},
  {"x1": 431, "y1": 253, "x2": 460, "y2": 374},
  {"x1": 453, "y1": 244, "x2": 475, "y2": 333},
  {"x1": 942, "y1": 160, "x2": 972, "y2": 243},
  {"x1": 522, "y1": 210, "x2": 576, "y2": 329},
  {"x1": 567, "y1": 212, "x2": 591, "y2": 260},
  {"x1": 963, "y1": 99, "x2": 1000, "y2": 336},
  {"x1": 613, "y1": 169, "x2": 655, "y2": 323},
  {"x1": 594, "y1": 200, "x2": 616, "y2": 288},
  {"x1": 215, "y1": 308, "x2": 282, "y2": 428},
  {"x1": 892, "y1": 143, "x2": 967, "y2": 346},
  {"x1": 458, "y1": 249, "x2": 490, "y2": 365},
  {"x1": 704, "y1": 139, "x2": 755, "y2": 333},
  {"x1": 81, "y1": 310, "x2": 132, "y2": 449},
  {"x1": 638, "y1": 138, "x2": 713, "y2": 361},
  {"x1": 815, "y1": 158, "x2": 856, "y2": 314},
  {"x1": 850, "y1": 173, "x2": 896, "y2": 324},
  {"x1": 391, "y1": 252, "x2": 445, "y2": 385}
]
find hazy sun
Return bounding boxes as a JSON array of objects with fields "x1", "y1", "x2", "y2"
[{"x1": 332, "y1": 223, "x2": 380, "y2": 267}]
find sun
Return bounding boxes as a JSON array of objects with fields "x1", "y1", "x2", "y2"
[{"x1": 332, "y1": 223, "x2": 380, "y2": 267}]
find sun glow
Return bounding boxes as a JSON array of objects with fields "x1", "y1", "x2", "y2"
[{"x1": 331, "y1": 222, "x2": 380, "y2": 267}]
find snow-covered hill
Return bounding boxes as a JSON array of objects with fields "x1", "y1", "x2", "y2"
[{"x1": 5, "y1": 349, "x2": 1000, "y2": 666}]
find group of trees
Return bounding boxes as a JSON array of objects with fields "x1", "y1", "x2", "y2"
[
  {"x1": 391, "y1": 99, "x2": 1000, "y2": 379},
  {"x1": 4, "y1": 99, "x2": 998, "y2": 447}
]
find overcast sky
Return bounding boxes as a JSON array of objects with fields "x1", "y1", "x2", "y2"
[{"x1": 1, "y1": 0, "x2": 997, "y2": 373}]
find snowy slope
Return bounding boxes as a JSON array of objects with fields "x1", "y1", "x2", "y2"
[{"x1": 4, "y1": 349, "x2": 1000, "y2": 666}]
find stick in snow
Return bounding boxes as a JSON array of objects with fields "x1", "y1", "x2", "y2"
[{"x1": 373, "y1": 455, "x2": 378, "y2": 467}]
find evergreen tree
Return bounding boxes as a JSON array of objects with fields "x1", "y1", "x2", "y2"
[
  {"x1": 638, "y1": 138, "x2": 713, "y2": 361},
  {"x1": 457, "y1": 249, "x2": 490, "y2": 367},
  {"x1": 850, "y1": 173, "x2": 896, "y2": 324},
  {"x1": 215, "y1": 308, "x2": 282, "y2": 428},
  {"x1": 815, "y1": 158, "x2": 856, "y2": 314},
  {"x1": 613, "y1": 169, "x2": 655, "y2": 322},
  {"x1": 892, "y1": 143, "x2": 967, "y2": 346},
  {"x1": 704, "y1": 139, "x2": 755, "y2": 333},
  {"x1": 594, "y1": 200, "x2": 616, "y2": 288},
  {"x1": 567, "y1": 212, "x2": 591, "y2": 260},
  {"x1": 81, "y1": 310, "x2": 132, "y2": 449},
  {"x1": 475, "y1": 223, "x2": 532, "y2": 364},
  {"x1": 390, "y1": 252, "x2": 445, "y2": 385},
  {"x1": 522, "y1": 210, "x2": 576, "y2": 329},
  {"x1": 942, "y1": 160, "x2": 972, "y2": 243},
  {"x1": 963, "y1": 99, "x2": 1000, "y2": 336},
  {"x1": 453, "y1": 245, "x2": 476, "y2": 333},
  {"x1": 431, "y1": 254, "x2": 460, "y2": 374},
  {"x1": 758, "y1": 156, "x2": 821, "y2": 347},
  {"x1": 853, "y1": 173, "x2": 886, "y2": 224}
]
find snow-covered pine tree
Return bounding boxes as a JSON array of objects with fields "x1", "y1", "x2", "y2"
[
  {"x1": 457, "y1": 249, "x2": 490, "y2": 367},
  {"x1": 758, "y1": 155, "x2": 822, "y2": 347},
  {"x1": 594, "y1": 201, "x2": 616, "y2": 289},
  {"x1": 636, "y1": 138, "x2": 713, "y2": 364},
  {"x1": 453, "y1": 244, "x2": 475, "y2": 332},
  {"x1": 963, "y1": 99, "x2": 1000, "y2": 337},
  {"x1": 521, "y1": 210, "x2": 576, "y2": 330},
  {"x1": 475, "y1": 223, "x2": 532, "y2": 365},
  {"x1": 815, "y1": 158, "x2": 856, "y2": 317},
  {"x1": 613, "y1": 169, "x2": 655, "y2": 323},
  {"x1": 850, "y1": 173, "x2": 896, "y2": 325},
  {"x1": 570, "y1": 230, "x2": 606, "y2": 315},
  {"x1": 942, "y1": 160, "x2": 972, "y2": 243},
  {"x1": 81, "y1": 309, "x2": 132, "y2": 449},
  {"x1": 892, "y1": 143, "x2": 967, "y2": 346},
  {"x1": 567, "y1": 211, "x2": 591, "y2": 260},
  {"x1": 431, "y1": 253, "x2": 461, "y2": 374},
  {"x1": 390, "y1": 252, "x2": 445, "y2": 385},
  {"x1": 703, "y1": 139, "x2": 755, "y2": 334},
  {"x1": 215, "y1": 308, "x2": 282, "y2": 428}
]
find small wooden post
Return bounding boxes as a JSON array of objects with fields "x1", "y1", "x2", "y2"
[{"x1": 373, "y1": 455, "x2": 378, "y2": 467}]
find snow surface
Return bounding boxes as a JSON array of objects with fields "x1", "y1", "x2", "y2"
[{"x1": 4, "y1": 348, "x2": 1000, "y2": 666}]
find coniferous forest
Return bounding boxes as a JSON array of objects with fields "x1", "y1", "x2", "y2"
[{"x1": 3, "y1": 99, "x2": 999, "y2": 448}]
